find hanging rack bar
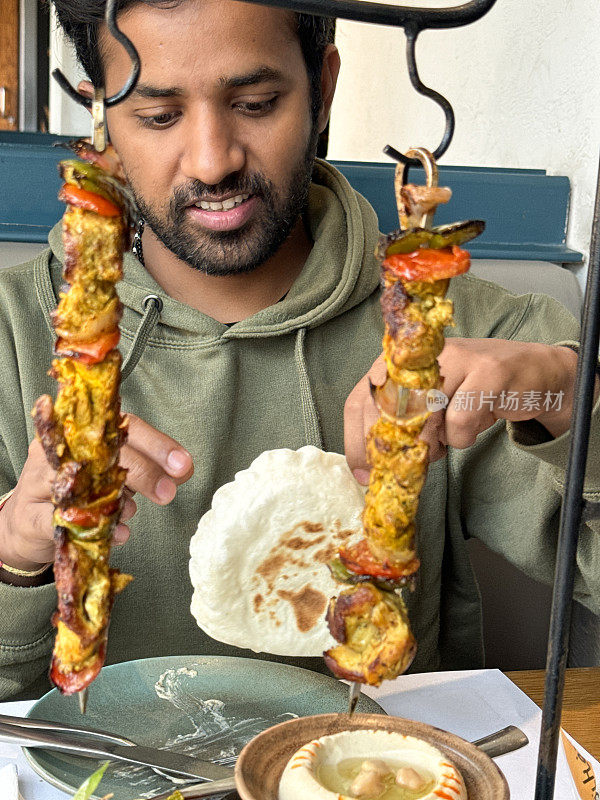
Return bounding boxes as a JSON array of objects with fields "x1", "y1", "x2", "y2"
[
  {"x1": 534, "y1": 152, "x2": 600, "y2": 800},
  {"x1": 240, "y1": 0, "x2": 497, "y2": 29}
]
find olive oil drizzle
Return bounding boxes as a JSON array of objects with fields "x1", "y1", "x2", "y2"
[{"x1": 316, "y1": 758, "x2": 435, "y2": 800}]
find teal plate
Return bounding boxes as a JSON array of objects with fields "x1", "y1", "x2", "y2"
[{"x1": 24, "y1": 655, "x2": 384, "y2": 799}]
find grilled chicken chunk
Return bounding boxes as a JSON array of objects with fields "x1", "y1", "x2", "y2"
[{"x1": 324, "y1": 583, "x2": 416, "y2": 686}]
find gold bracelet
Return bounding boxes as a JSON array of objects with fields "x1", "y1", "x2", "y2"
[
  {"x1": 0, "y1": 560, "x2": 51, "y2": 577},
  {"x1": 0, "y1": 488, "x2": 14, "y2": 509},
  {"x1": 0, "y1": 489, "x2": 51, "y2": 577}
]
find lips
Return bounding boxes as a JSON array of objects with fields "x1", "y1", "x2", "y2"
[{"x1": 186, "y1": 193, "x2": 259, "y2": 232}]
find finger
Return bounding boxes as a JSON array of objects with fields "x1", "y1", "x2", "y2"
[
  {"x1": 120, "y1": 496, "x2": 137, "y2": 522},
  {"x1": 444, "y1": 412, "x2": 488, "y2": 450},
  {"x1": 444, "y1": 381, "x2": 497, "y2": 450},
  {"x1": 120, "y1": 445, "x2": 177, "y2": 505},
  {"x1": 428, "y1": 443, "x2": 448, "y2": 463},
  {"x1": 344, "y1": 376, "x2": 372, "y2": 477},
  {"x1": 420, "y1": 412, "x2": 447, "y2": 463},
  {"x1": 112, "y1": 523, "x2": 130, "y2": 545},
  {"x1": 438, "y1": 418, "x2": 448, "y2": 446},
  {"x1": 355, "y1": 385, "x2": 381, "y2": 485},
  {"x1": 16, "y1": 500, "x2": 56, "y2": 563},
  {"x1": 124, "y1": 414, "x2": 193, "y2": 482},
  {"x1": 438, "y1": 340, "x2": 469, "y2": 401},
  {"x1": 353, "y1": 469, "x2": 370, "y2": 486},
  {"x1": 23, "y1": 438, "x2": 55, "y2": 501},
  {"x1": 351, "y1": 356, "x2": 387, "y2": 484},
  {"x1": 369, "y1": 355, "x2": 387, "y2": 386}
]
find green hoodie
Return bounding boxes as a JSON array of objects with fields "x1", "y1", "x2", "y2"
[{"x1": 0, "y1": 160, "x2": 599, "y2": 701}]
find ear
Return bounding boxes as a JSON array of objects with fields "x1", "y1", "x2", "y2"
[
  {"x1": 317, "y1": 44, "x2": 341, "y2": 134},
  {"x1": 77, "y1": 80, "x2": 95, "y2": 112}
]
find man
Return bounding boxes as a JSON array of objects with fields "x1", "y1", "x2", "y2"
[{"x1": 0, "y1": 0, "x2": 598, "y2": 700}]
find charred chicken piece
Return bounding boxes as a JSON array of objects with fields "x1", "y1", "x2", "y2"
[
  {"x1": 50, "y1": 529, "x2": 132, "y2": 693},
  {"x1": 324, "y1": 583, "x2": 416, "y2": 686}
]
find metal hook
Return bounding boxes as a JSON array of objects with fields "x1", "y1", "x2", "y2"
[
  {"x1": 103, "y1": 0, "x2": 141, "y2": 107},
  {"x1": 51, "y1": 0, "x2": 141, "y2": 110},
  {"x1": 384, "y1": 29, "x2": 455, "y2": 166}
]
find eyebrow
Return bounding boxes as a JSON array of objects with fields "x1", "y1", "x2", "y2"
[
  {"x1": 130, "y1": 66, "x2": 284, "y2": 99},
  {"x1": 131, "y1": 84, "x2": 184, "y2": 99},
  {"x1": 219, "y1": 66, "x2": 284, "y2": 89}
]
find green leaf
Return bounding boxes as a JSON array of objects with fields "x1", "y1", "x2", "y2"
[{"x1": 72, "y1": 761, "x2": 110, "y2": 800}]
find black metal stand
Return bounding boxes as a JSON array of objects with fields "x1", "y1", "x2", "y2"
[{"x1": 534, "y1": 156, "x2": 600, "y2": 799}]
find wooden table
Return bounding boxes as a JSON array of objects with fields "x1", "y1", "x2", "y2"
[{"x1": 506, "y1": 666, "x2": 600, "y2": 759}]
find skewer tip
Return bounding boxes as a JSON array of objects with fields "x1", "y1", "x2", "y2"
[
  {"x1": 347, "y1": 681, "x2": 362, "y2": 717},
  {"x1": 78, "y1": 688, "x2": 88, "y2": 715}
]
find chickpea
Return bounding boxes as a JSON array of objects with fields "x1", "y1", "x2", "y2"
[
  {"x1": 395, "y1": 766, "x2": 427, "y2": 791},
  {"x1": 349, "y1": 759, "x2": 391, "y2": 797}
]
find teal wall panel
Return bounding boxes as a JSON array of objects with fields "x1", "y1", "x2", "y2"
[
  {"x1": 0, "y1": 133, "x2": 583, "y2": 263},
  {"x1": 331, "y1": 161, "x2": 581, "y2": 263}
]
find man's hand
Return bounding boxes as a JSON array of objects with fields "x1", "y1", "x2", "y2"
[
  {"x1": 0, "y1": 414, "x2": 193, "y2": 572},
  {"x1": 345, "y1": 338, "x2": 583, "y2": 484}
]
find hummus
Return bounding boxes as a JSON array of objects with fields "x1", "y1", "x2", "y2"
[{"x1": 278, "y1": 729, "x2": 467, "y2": 800}]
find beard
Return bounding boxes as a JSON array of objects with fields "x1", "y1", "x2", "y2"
[{"x1": 128, "y1": 127, "x2": 318, "y2": 277}]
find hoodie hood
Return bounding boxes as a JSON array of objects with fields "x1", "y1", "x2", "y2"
[{"x1": 45, "y1": 160, "x2": 381, "y2": 342}]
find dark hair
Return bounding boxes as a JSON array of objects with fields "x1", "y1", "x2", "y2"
[{"x1": 52, "y1": 0, "x2": 335, "y2": 120}]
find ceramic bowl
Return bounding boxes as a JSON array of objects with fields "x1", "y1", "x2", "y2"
[{"x1": 234, "y1": 712, "x2": 510, "y2": 800}]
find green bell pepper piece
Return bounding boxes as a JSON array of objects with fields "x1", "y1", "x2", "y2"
[{"x1": 379, "y1": 219, "x2": 485, "y2": 258}]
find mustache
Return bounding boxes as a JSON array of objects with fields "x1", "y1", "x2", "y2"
[{"x1": 171, "y1": 173, "x2": 274, "y2": 212}]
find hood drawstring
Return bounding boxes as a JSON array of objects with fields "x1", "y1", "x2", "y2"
[
  {"x1": 122, "y1": 294, "x2": 163, "y2": 381},
  {"x1": 294, "y1": 327, "x2": 324, "y2": 449}
]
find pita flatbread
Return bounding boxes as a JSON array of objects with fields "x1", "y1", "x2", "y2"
[{"x1": 189, "y1": 447, "x2": 364, "y2": 656}]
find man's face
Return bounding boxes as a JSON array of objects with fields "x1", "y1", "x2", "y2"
[{"x1": 101, "y1": 0, "x2": 317, "y2": 275}]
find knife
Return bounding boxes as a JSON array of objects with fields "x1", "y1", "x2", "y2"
[{"x1": 0, "y1": 720, "x2": 234, "y2": 783}]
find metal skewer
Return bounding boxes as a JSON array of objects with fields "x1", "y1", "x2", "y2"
[
  {"x1": 347, "y1": 681, "x2": 362, "y2": 716},
  {"x1": 78, "y1": 688, "x2": 88, "y2": 715}
]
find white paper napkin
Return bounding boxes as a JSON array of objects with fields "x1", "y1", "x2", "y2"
[
  {"x1": 365, "y1": 668, "x2": 593, "y2": 800},
  {"x1": 0, "y1": 763, "x2": 21, "y2": 800}
]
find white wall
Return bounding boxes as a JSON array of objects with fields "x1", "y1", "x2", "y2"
[
  {"x1": 48, "y1": 7, "x2": 90, "y2": 138},
  {"x1": 328, "y1": 0, "x2": 600, "y2": 288}
]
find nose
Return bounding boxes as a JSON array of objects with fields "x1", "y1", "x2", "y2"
[{"x1": 180, "y1": 106, "x2": 246, "y2": 187}]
